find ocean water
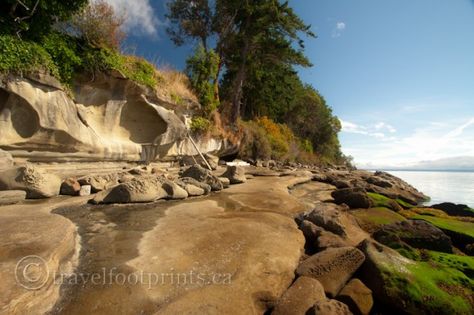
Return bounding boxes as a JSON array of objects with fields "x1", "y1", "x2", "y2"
[{"x1": 387, "y1": 171, "x2": 474, "y2": 208}]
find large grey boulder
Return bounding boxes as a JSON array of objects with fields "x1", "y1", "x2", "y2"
[
  {"x1": 0, "y1": 190, "x2": 26, "y2": 205},
  {"x1": 296, "y1": 247, "x2": 365, "y2": 297},
  {"x1": 91, "y1": 177, "x2": 167, "y2": 204},
  {"x1": 180, "y1": 165, "x2": 223, "y2": 191},
  {"x1": 272, "y1": 276, "x2": 326, "y2": 315},
  {"x1": 221, "y1": 165, "x2": 247, "y2": 184},
  {"x1": 0, "y1": 165, "x2": 61, "y2": 198},
  {"x1": 332, "y1": 188, "x2": 372, "y2": 209},
  {"x1": 0, "y1": 149, "x2": 13, "y2": 171}
]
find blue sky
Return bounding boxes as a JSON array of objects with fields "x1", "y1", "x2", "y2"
[{"x1": 106, "y1": 0, "x2": 474, "y2": 168}]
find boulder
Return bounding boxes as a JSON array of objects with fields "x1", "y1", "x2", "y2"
[
  {"x1": 358, "y1": 239, "x2": 474, "y2": 315},
  {"x1": 91, "y1": 177, "x2": 167, "y2": 204},
  {"x1": 300, "y1": 220, "x2": 324, "y2": 245},
  {"x1": 272, "y1": 276, "x2": 326, "y2": 315},
  {"x1": 221, "y1": 166, "x2": 247, "y2": 184},
  {"x1": 180, "y1": 154, "x2": 218, "y2": 170},
  {"x1": 79, "y1": 185, "x2": 92, "y2": 196},
  {"x1": 0, "y1": 149, "x2": 13, "y2": 171},
  {"x1": 0, "y1": 190, "x2": 26, "y2": 205},
  {"x1": 332, "y1": 188, "x2": 372, "y2": 209},
  {"x1": 60, "y1": 178, "x2": 81, "y2": 196},
  {"x1": 218, "y1": 177, "x2": 230, "y2": 188},
  {"x1": 336, "y1": 279, "x2": 373, "y2": 315},
  {"x1": 180, "y1": 165, "x2": 223, "y2": 191},
  {"x1": 0, "y1": 165, "x2": 61, "y2": 198},
  {"x1": 431, "y1": 202, "x2": 474, "y2": 217},
  {"x1": 183, "y1": 184, "x2": 205, "y2": 197},
  {"x1": 316, "y1": 230, "x2": 349, "y2": 251},
  {"x1": 373, "y1": 219, "x2": 452, "y2": 253},
  {"x1": 78, "y1": 173, "x2": 120, "y2": 193},
  {"x1": 296, "y1": 247, "x2": 365, "y2": 297},
  {"x1": 305, "y1": 203, "x2": 358, "y2": 238},
  {"x1": 367, "y1": 176, "x2": 392, "y2": 188},
  {"x1": 162, "y1": 180, "x2": 188, "y2": 200},
  {"x1": 180, "y1": 177, "x2": 211, "y2": 194},
  {"x1": 310, "y1": 299, "x2": 353, "y2": 315}
]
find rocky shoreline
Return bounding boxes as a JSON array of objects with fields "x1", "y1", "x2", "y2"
[{"x1": 0, "y1": 158, "x2": 473, "y2": 314}]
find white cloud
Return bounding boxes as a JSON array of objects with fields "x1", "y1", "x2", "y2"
[
  {"x1": 102, "y1": 0, "x2": 160, "y2": 36},
  {"x1": 348, "y1": 117, "x2": 474, "y2": 169},
  {"x1": 341, "y1": 119, "x2": 394, "y2": 139},
  {"x1": 332, "y1": 22, "x2": 346, "y2": 38},
  {"x1": 375, "y1": 122, "x2": 397, "y2": 133}
]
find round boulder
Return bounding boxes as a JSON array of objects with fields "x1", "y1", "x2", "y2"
[{"x1": 332, "y1": 188, "x2": 372, "y2": 209}]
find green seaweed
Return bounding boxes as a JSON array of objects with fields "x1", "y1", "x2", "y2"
[{"x1": 412, "y1": 215, "x2": 474, "y2": 239}]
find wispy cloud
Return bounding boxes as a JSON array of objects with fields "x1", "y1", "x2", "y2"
[
  {"x1": 332, "y1": 21, "x2": 346, "y2": 38},
  {"x1": 375, "y1": 122, "x2": 396, "y2": 133},
  {"x1": 348, "y1": 117, "x2": 474, "y2": 168},
  {"x1": 341, "y1": 119, "x2": 395, "y2": 139},
  {"x1": 102, "y1": 0, "x2": 160, "y2": 36}
]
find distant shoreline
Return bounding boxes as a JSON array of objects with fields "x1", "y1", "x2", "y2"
[{"x1": 365, "y1": 169, "x2": 474, "y2": 173}]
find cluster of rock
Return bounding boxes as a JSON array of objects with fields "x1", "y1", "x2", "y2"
[{"x1": 0, "y1": 152, "x2": 248, "y2": 205}]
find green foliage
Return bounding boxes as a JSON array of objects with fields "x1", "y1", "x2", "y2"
[
  {"x1": 382, "y1": 260, "x2": 474, "y2": 315},
  {"x1": 190, "y1": 116, "x2": 212, "y2": 133},
  {"x1": 0, "y1": 35, "x2": 58, "y2": 77},
  {"x1": 0, "y1": 0, "x2": 88, "y2": 39},
  {"x1": 380, "y1": 242, "x2": 474, "y2": 314},
  {"x1": 82, "y1": 48, "x2": 158, "y2": 89},
  {"x1": 41, "y1": 32, "x2": 81, "y2": 83},
  {"x1": 239, "y1": 121, "x2": 272, "y2": 161},
  {"x1": 186, "y1": 45, "x2": 220, "y2": 112}
]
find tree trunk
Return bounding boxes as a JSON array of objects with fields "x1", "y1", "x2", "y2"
[
  {"x1": 212, "y1": 56, "x2": 223, "y2": 104},
  {"x1": 230, "y1": 39, "x2": 250, "y2": 125}
]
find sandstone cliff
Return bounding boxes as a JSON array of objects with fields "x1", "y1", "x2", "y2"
[{"x1": 0, "y1": 71, "x2": 236, "y2": 163}]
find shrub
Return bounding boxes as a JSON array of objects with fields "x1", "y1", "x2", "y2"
[
  {"x1": 67, "y1": 0, "x2": 125, "y2": 50},
  {"x1": 239, "y1": 121, "x2": 272, "y2": 161},
  {"x1": 81, "y1": 48, "x2": 159, "y2": 89},
  {"x1": 41, "y1": 32, "x2": 82, "y2": 83},
  {"x1": 190, "y1": 116, "x2": 212, "y2": 133},
  {"x1": 0, "y1": 35, "x2": 59, "y2": 77}
]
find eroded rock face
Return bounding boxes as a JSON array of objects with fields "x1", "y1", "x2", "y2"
[
  {"x1": 296, "y1": 247, "x2": 366, "y2": 297},
  {"x1": 0, "y1": 165, "x2": 61, "y2": 198},
  {"x1": 0, "y1": 73, "x2": 235, "y2": 163},
  {"x1": 272, "y1": 276, "x2": 326, "y2": 315},
  {"x1": 373, "y1": 220, "x2": 453, "y2": 253},
  {"x1": 78, "y1": 173, "x2": 120, "y2": 193}
]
